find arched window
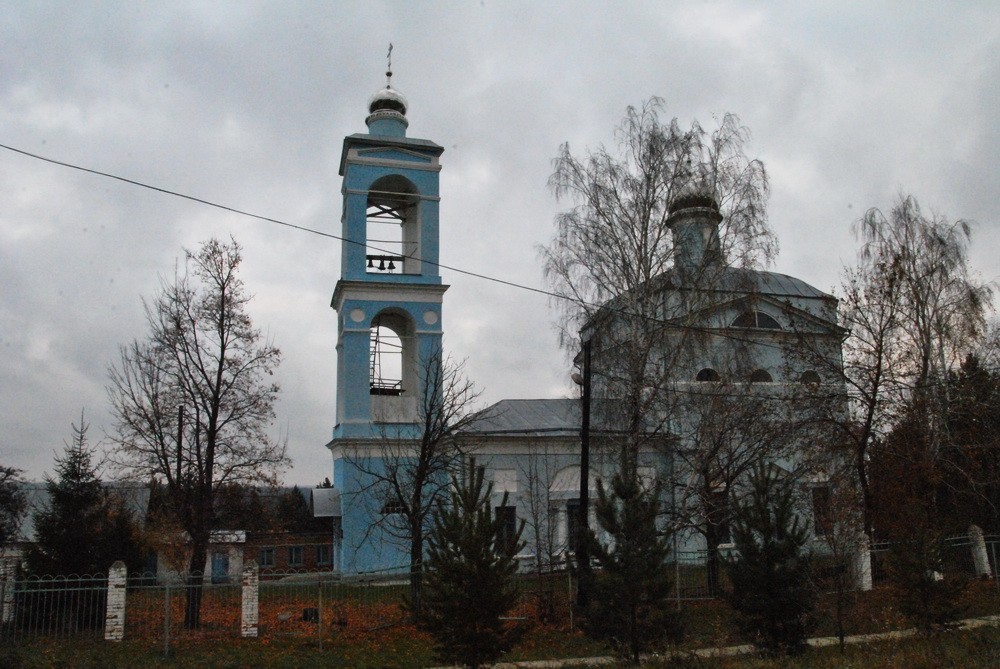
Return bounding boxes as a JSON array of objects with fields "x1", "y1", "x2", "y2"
[
  {"x1": 696, "y1": 368, "x2": 721, "y2": 382},
  {"x1": 799, "y1": 370, "x2": 821, "y2": 385},
  {"x1": 366, "y1": 175, "x2": 419, "y2": 275},
  {"x1": 749, "y1": 369, "x2": 773, "y2": 383},
  {"x1": 730, "y1": 310, "x2": 782, "y2": 330}
]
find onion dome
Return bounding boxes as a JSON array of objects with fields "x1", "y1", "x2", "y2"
[
  {"x1": 368, "y1": 86, "x2": 408, "y2": 116},
  {"x1": 366, "y1": 86, "x2": 409, "y2": 134}
]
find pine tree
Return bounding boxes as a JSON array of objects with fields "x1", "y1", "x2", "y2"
[
  {"x1": 726, "y1": 464, "x2": 815, "y2": 656},
  {"x1": 420, "y1": 460, "x2": 524, "y2": 669},
  {"x1": 27, "y1": 413, "x2": 143, "y2": 578},
  {"x1": 24, "y1": 413, "x2": 144, "y2": 631},
  {"x1": 0, "y1": 465, "x2": 25, "y2": 550},
  {"x1": 583, "y1": 458, "x2": 680, "y2": 665}
]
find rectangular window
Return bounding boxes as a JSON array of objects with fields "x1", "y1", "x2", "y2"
[
  {"x1": 289, "y1": 546, "x2": 304, "y2": 566},
  {"x1": 317, "y1": 544, "x2": 332, "y2": 566},
  {"x1": 258, "y1": 547, "x2": 275, "y2": 569},
  {"x1": 493, "y1": 469, "x2": 517, "y2": 494},
  {"x1": 495, "y1": 506, "x2": 518, "y2": 556},
  {"x1": 812, "y1": 486, "x2": 833, "y2": 538}
]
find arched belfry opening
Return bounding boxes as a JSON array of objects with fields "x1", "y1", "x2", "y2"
[
  {"x1": 366, "y1": 175, "x2": 420, "y2": 275},
  {"x1": 370, "y1": 321, "x2": 403, "y2": 395},
  {"x1": 369, "y1": 310, "x2": 418, "y2": 423}
]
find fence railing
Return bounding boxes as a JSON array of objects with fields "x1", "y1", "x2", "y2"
[
  {"x1": 0, "y1": 562, "x2": 416, "y2": 652},
  {"x1": 1, "y1": 534, "x2": 997, "y2": 650}
]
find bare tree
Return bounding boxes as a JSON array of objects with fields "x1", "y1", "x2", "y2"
[
  {"x1": 805, "y1": 447, "x2": 867, "y2": 652},
  {"x1": 517, "y1": 442, "x2": 562, "y2": 573},
  {"x1": 794, "y1": 194, "x2": 992, "y2": 538},
  {"x1": 107, "y1": 237, "x2": 286, "y2": 628},
  {"x1": 859, "y1": 196, "x2": 991, "y2": 395},
  {"x1": 516, "y1": 441, "x2": 566, "y2": 621},
  {"x1": 670, "y1": 381, "x2": 795, "y2": 593},
  {"x1": 542, "y1": 97, "x2": 775, "y2": 349},
  {"x1": 344, "y1": 350, "x2": 483, "y2": 618},
  {"x1": 545, "y1": 101, "x2": 775, "y2": 444},
  {"x1": 541, "y1": 100, "x2": 778, "y2": 555}
]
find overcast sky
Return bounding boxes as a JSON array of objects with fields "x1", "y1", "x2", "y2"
[{"x1": 2, "y1": 2, "x2": 997, "y2": 485}]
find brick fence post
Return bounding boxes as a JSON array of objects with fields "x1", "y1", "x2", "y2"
[
  {"x1": 104, "y1": 560, "x2": 128, "y2": 641},
  {"x1": 241, "y1": 559, "x2": 259, "y2": 638},
  {"x1": 852, "y1": 534, "x2": 873, "y2": 591},
  {"x1": 969, "y1": 524, "x2": 992, "y2": 579},
  {"x1": 1, "y1": 556, "x2": 18, "y2": 624}
]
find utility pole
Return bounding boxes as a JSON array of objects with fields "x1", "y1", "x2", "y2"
[{"x1": 574, "y1": 338, "x2": 592, "y2": 608}]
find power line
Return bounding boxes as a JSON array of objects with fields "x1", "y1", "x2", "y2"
[
  {"x1": 0, "y1": 141, "x2": 558, "y2": 300},
  {"x1": 3, "y1": 142, "x2": 977, "y2": 400},
  {"x1": 0, "y1": 141, "x2": 831, "y2": 355}
]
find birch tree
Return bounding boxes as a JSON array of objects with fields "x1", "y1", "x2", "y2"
[{"x1": 541, "y1": 100, "x2": 778, "y2": 555}]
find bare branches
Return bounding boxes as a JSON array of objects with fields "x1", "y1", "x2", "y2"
[
  {"x1": 106, "y1": 236, "x2": 285, "y2": 627},
  {"x1": 342, "y1": 350, "x2": 483, "y2": 615},
  {"x1": 541, "y1": 99, "x2": 775, "y2": 348},
  {"x1": 796, "y1": 193, "x2": 995, "y2": 537},
  {"x1": 108, "y1": 237, "x2": 286, "y2": 495}
]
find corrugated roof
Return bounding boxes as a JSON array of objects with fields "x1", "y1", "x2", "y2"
[
  {"x1": 464, "y1": 398, "x2": 649, "y2": 437},
  {"x1": 464, "y1": 399, "x2": 581, "y2": 437}
]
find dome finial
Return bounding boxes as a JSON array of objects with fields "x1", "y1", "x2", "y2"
[
  {"x1": 385, "y1": 43, "x2": 393, "y2": 89},
  {"x1": 367, "y1": 44, "x2": 408, "y2": 135}
]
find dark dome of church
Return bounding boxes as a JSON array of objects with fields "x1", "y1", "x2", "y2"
[
  {"x1": 668, "y1": 193, "x2": 720, "y2": 215},
  {"x1": 368, "y1": 87, "x2": 408, "y2": 116}
]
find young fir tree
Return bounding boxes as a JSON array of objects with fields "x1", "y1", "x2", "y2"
[
  {"x1": 726, "y1": 464, "x2": 815, "y2": 656},
  {"x1": 0, "y1": 465, "x2": 25, "y2": 551},
  {"x1": 583, "y1": 458, "x2": 680, "y2": 665},
  {"x1": 420, "y1": 460, "x2": 524, "y2": 669},
  {"x1": 26, "y1": 413, "x2": 143, "y2": 578}
]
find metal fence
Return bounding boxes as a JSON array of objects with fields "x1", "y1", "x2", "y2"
[
  {"x1": 666, "y1": 534, "x2": 1000, "y2": 600},
  {"x1": 0, "y1": 565, "x2": 415, "y2": 652},
  {"x1": 1, "y1": 534, "x2": 997, "y2": 651},
  {"x1": 1, "y1": 573, "x2": 110, "y2": 640}
]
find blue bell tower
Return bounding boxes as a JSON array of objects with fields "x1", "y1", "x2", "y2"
[
  {"x1": 331, "y1": 84, "x2": 447, "y2": 440},
  {"x1": 326, "y1": 79, "x2": 448, "y2": 572}
]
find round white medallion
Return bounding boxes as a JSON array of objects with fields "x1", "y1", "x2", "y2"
[
  {"x1": 423, "y1": 310, "x2": 439, "y2": 325},
  {"x1": 350, "y1": 308, "x2": 365, "y2": 323}
]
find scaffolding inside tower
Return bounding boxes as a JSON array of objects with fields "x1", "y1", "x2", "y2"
[{"x1": 370, "y1": 319, "x2": 403, "y2": 395}]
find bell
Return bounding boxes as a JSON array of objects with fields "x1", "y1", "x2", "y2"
[
  {"x1": 378, "y1": 259, "x2": 386, "y2": 271},
  {"x1": 387, "y1": 260, "x2": 396, "y2": 271},
  {"x1": 367, "y1": 257, "x2": 374, "y2": 268}
]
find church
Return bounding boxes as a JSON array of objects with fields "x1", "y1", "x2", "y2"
[{"x1": 324, "y1": 81, "x2": 850, "y2": 576}]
